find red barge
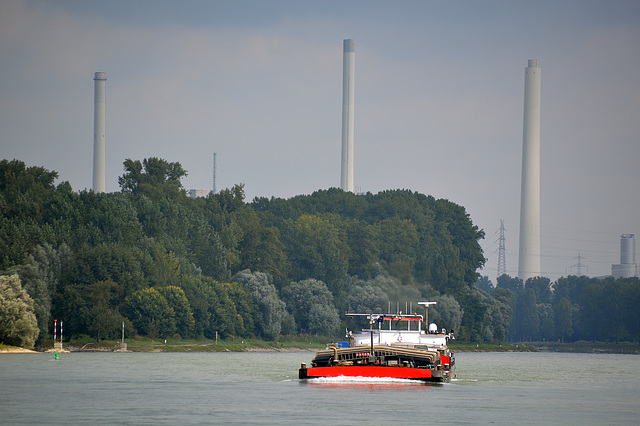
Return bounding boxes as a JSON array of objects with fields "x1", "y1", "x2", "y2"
[{"x1": 299, "y1": 302, "x2": 455, "y2": 383}]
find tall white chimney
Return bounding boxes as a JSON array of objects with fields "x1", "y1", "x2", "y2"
[
  {"x1": 518, "y1": 60, "x2": 541, "y2": 281},
  {"x1": 341, "y1": 39, "x2": 355, "y2": 193},
  {"x1": 93, "y1": 72, "x2": 106, "y2": 193}
]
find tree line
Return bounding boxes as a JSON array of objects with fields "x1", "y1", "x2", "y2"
[
  {"x1": 5, "y1": 157, "x2": 635, "y2": 348},
  {"x1": 476, "y1": 273, "x2": 640, "y2": 343}
]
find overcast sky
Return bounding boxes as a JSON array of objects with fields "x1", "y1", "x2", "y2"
[{"x1": 2, "y1": 0, "x2": 639, "y2": 283}]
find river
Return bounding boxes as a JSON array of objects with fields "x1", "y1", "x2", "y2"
[{"x1": 1, "y1": 351, "x2": 638, "y2": 424}]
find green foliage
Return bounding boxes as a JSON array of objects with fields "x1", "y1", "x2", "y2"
[
  {"x1": 430, "y1": 294, "x2": 464, "y2": 335},
  {"x1": 474, "y1": 275, "x2": 494, "y2": 294},
  {"x1": 0, "y1": 274, "x2": 39, "y2": 348},
  {"x1": 3, "y1": 263, "x2": 49, "y2": 342},
  {"x1": 118, "y1": 157, "x2": 187, "y2": 200},
  {"x1": 157, "y1": 286, "x2": 195, "y2": 338},
  {"x1": 180, "y1": 276, "x2": 249, "y2": 339},
  {"x1": 458, "y1": 287, "x2": 488, "y2": 342},
  {"x1": 537, "y1": 303, "x2": 555, "y2": 341},
  {"x1": 553, "y1": 297, "x2": 573, "y2": 342},
  {"x1": 526, "y1": 276, "x2": 552, "y2": 305},
  {"x1": 88, "y1": 280, "x2": 126, "y2": 341},
  {"x1": 281, "y1": 279, "x2": 340, "y2": 335},
  {"x1": 513, "y1": 288, "x2": 539, "y2": 341},
  {"x1": 3, "y1": 158, "x2": 570, "y2": 344},
  {"x1": 124, "y1": 288, "x2": 176, "y2": 338},
  {"x1": 232, "y1": 269, "x2": 287, "y2": 340},
  {"x1": 281, "y1": 215, "x2": 349, "y2": 295}
]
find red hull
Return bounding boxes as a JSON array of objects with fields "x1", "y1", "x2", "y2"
[{"x1": 301, "y1": 365, "x2": 440, "y2": 381}]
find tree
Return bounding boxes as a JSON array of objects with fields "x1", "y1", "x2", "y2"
[
  {"x1": 376, "y1": 217, "x2": 419, "y2": 283},
  {"x1": 429, "y1": 294, "x2": 464, "y2": 335},
  {"x1": 497, "y1": 274, "x2": 523, "y2": 293},
  {"x1": 514, "y1": 288, "x2": 539, "y2": 341},
  {"x1": 553, "y1": 275, "x2": 591, "y2": 306},
  {"x1": 232, "y1": 269, "x2": 287, "y2": 340},
  {"x1": 281, "y1": 279, "x2": 339, "y2": 335},
  {"x1": 341, "y1": 219, "x2": 380, "y2": 279},
  {"x1": 458, "y1": 287, "x2": 487, "y2": 342},
  {"x1": 179, "y1": 276, "x2": 248, "y2": 339},
  {"x1": 3, "y1": 263, "x2": 49, "y2": 342},
  {"x1": 233, "y1": 208, "x2": 286, "y2": 281},
  {"x1": 307, "y1": 304, "x2": 340, "y2": 336},
  {"x1": 123, "y1": 288, "x2": 176, "y2": 338},
  {"x1": 537, "y1": 303, "x2": 555, "y2": 341},
  {"x1": 281, "y1": 215, "x2": 348, "y2": 294},
  {"x1": 344, "y1": 283, "x2": 388, "y2": 315},
  {"x1": 526, "y1": 276, "x2": 552, "y2": 305},
  {"x1": 554, "y1": 297, "x2": 573, "y2": 342},
  {"x1": 118, "y1": 158, "x2": 187, "y2": 199},
  {"x1": 87, "y1": 279, "x2": 125, "y2": 341},
  {"x1": 0, "y1": 274, "x2": 39, "y2": 348},
  {"x1": 475, "y1": 275, "x2": 494, "y2": 294},
  {"x1": 157, "y1": 286, "x2": 195, "y2": 338}
]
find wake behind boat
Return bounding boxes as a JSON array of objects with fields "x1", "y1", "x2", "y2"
[{"x1": 299, "y1": 302, "x2": 456, "y2": 383}]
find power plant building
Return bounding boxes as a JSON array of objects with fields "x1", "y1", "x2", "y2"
[
  {"x1": 612, "y1": 234, "x2": 638, "y2": 278},
  {"x1": 189, "y1": 189, "x2": 208, "y2": 199}
]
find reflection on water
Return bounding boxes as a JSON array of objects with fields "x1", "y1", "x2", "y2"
[{"x1": 301, "y1": 376, "x2": 436, "y2": 390}]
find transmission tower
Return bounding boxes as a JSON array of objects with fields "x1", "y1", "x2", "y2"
[
  {"x1": 570, "y1": 253, "x2": 587, "y2": 276},
  {"x1": 497, "y1": 219, "x2": 506, "y2": 281}
]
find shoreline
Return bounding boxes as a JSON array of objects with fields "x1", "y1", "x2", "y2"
[{"x1": 4, "y1": 341, "x2": 639, "y2": 355}]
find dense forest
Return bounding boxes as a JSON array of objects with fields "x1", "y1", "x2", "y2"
[
  {"x1": 1, "y1": 158, "x2": 638, "y2": 348},
  {"x1": 476, "y1": 273, "x2": 640, "y2": 344}
]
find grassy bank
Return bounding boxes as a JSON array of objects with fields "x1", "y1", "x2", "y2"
[
  {"x1": 35, "y1": 336, "x2": 328, "y2": 353},
  {"x1": 449, "y1": 342, "x2": 538, "y2": 352},
  {"x1": 12, "y1": 338, "x2": 640, "y2": 354}
]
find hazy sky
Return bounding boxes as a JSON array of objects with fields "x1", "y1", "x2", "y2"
[{"x1": 2, "y1": 0, "x2": 639, "y2": 282}]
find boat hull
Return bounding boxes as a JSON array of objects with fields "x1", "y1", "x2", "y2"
[{"x1": 299, "y1": 365, "x2": 445, "y2": 382}]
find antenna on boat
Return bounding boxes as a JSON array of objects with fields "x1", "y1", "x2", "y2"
[{"x1": 418, "y1": 302, "x2": 437, "y2": 332}]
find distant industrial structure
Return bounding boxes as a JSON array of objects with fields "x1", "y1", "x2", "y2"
[
  {"x1": 340, "y1": 39, "x2": 355, "y2": 193},
  {"x1": 570, "y1": 253, "x2": 588, "y2": 276},
  {"x1": 612, "y1": 234, "x2": 638, "y2": 278},
  {"x1": 92, "y1": 72, "x2": 107, "y2": 193},
  {"x1": 189, "y1": 189, "x2": 207, "y2": 199},
  {"x1": 518, "y1": 60, "x2": 542, "y2": 281}
]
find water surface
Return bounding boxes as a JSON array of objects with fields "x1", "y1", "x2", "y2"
[{"x1": 1, "y1": 351, "x2": 638, "y2": 424}]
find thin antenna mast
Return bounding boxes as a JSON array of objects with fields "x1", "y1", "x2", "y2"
[{"x1": 212, "y1": 153, "x2": 217, "y2": 194}]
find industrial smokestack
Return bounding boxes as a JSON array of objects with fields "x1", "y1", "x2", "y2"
[
  {"x1": 341, "y1": 39, "x2": 355, "y2": 193},
  {"x1": 93, "y1": 72, "x2": 106, "y2": 193},
  {"x1": 518, "y1": 60, "x2": 541, "y2": 281}
]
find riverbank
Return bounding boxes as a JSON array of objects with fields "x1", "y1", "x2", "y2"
[
  {"x1": 29, "y1": 337, "x2": 328, "y2": 353},
  {"x1": 449, "y1": 342, "x2": 538, "y2": 352},
  {"x1": 4, "y1": 339, "x2": 639, "y2": 354},
  {"x1": 0, "y1": 344, "x2": 38, "y2": 353}
]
